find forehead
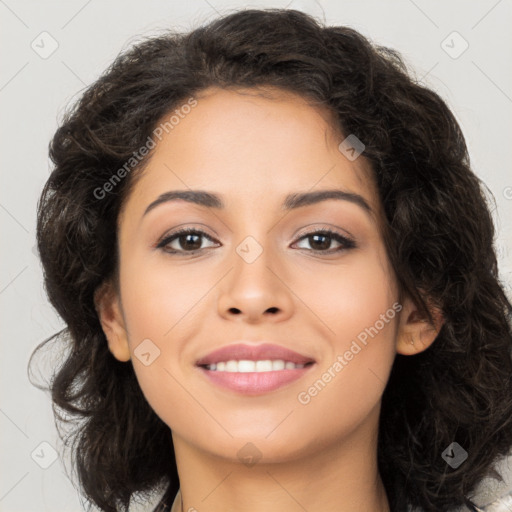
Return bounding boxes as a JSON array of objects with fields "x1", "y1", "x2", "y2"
[{"x1": 120, "y1": 86, "x2": 378, "y2": 223}]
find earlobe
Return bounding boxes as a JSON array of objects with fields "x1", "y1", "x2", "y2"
[
  {"x1": 93, "y1": 281, "x2": 131, "y2": 362},
  {"x1": 396, "y1": 294, "x2": 444, "y2": 356}
]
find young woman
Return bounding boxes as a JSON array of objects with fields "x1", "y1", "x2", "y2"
[{"x1": 30, "y1": 8, "x2": 512, "y2": 512}]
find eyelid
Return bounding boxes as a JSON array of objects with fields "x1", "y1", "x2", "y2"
[
  {"x1": 293, "y1": 223, "x2": 355, "y2": 243},
  {"x1": 292, "y1": 228, "x2": 356, "y2": 253},
  {"x1": 154, "y1": 223, "x2": 218, "y2": 248},
  {"x1": 154, "y1": 226, "x2": 219, "y2": 250}
]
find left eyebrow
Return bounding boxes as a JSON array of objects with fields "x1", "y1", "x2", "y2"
[{"x1": 143, "y1": 188, "x2": 373, "y2": 219}]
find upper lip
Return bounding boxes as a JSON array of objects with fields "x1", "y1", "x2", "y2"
[{"x1": 196, "y1": 343, "x2": 316, "y2": 366}]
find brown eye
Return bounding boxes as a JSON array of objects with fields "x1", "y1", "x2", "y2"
[
  {"x1": 293, "y1": 229, "x2": 356, "y2": 253},
  {"x1": 157, "y1": 229, "x2": 218, "y2": 254}
]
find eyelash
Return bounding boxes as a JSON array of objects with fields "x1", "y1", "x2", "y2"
[{"x1": 156, "y1": 227, "x2": 356, "y2": 256}]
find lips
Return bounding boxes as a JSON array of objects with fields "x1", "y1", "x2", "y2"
[
  {"x1": 195, "y1": 343, "x2": 316, "y2": 367},
  {"x1": 195, "y1": 343, "x2": 317, "y2": 395}
]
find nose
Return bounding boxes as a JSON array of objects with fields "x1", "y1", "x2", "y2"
[{"x1": 216, "y1": 237, "x2": 295, "y2": 324}]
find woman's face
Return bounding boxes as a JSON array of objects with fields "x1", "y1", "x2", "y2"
[{"x1": 99, "y1": 86, "x2": 414, "y2": 464}]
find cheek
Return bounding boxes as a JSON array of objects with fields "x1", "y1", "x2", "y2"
[
  {"x1": 303, "y1": 248, "x2": 398, "y2": 348},
  {"x1": 117, "y1": 251, "x2": 217, "y2": 425},
  {"x1": 294, "y1": 251, "x2": 399, "y2": 416},
  {"x1": 120, "y1": 249, "x2": 210, "y2": 343}
]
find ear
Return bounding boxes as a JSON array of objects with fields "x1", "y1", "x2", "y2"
[
  {"x1": 396, "y1": 294, "x2": 444, "y2": 356},
  {"x1": 93, "y1": 280, "x2": 131, "y2": 362}
]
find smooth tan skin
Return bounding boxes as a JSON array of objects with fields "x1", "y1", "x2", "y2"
[{"x1": 95, "y1": 86, "x2": 443, "y2": 512}]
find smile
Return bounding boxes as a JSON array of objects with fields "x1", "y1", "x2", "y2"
[{"x1": 204, "y1": 359, "x2": 311, "y2": 372}]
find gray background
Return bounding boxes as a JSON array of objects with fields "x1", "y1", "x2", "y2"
[{"x1": 1, "y1": 0, "x2": 511, "y2": 511}]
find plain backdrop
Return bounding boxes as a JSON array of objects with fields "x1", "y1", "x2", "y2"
[{"x1": 1, "y1": 1, "x2": 511, "y2": 511}]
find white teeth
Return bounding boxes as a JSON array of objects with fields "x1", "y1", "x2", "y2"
[
  {"x1": 272, "y1": 360, "x2": 285, "y2": 371},
  {"x1": 255, "y1": 360, "x2": 273, "y2": 372},
  {"x1": 205, "y1": 359, "x2": 308, "y2": 372},
  {"x1": 237, "y1": 360, "x2": 256, "y2": 372},
  {"x1": 225, "y1": 360, "x2": 238, "y2": 372}
]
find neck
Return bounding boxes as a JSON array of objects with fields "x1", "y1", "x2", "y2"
[{"x1": 171, "y1": 405, "x2": 390, "y2": 512}]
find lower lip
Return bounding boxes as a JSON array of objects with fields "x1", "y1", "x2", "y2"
[{"x1": 198, "y1": 365, "x2": 315, "y2": 395}]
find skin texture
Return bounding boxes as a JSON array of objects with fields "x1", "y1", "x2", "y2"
[{"x1": 95, "y1": 86, "x2": 443, "y2": 512}]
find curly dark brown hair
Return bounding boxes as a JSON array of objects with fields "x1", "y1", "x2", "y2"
[{"x1": 29, "y1": 8, "x2": 512, "y2": 512}]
